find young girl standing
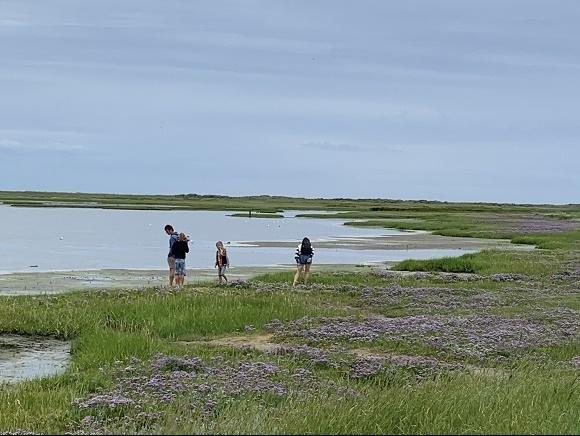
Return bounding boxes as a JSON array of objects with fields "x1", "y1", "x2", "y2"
[
  {"x1": 293, "y1": 237, "x2": 314, "y2": 286},
  {"x1": 215, "y1": 241, "x2": 229, "y2": 284}
]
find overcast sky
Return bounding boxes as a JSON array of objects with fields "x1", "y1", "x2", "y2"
[{"x1": 0, "y1": 0, "x2": 579, "y2": 204}]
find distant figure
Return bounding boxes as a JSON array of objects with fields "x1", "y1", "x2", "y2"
[
  {"x1": 164, "y1": 224, "x2": 179, "y2": 286},
  {"x1": 215, "y1": 241, "x2": 229, "y2": 284},
  {"x1": 293, "y1": 237, "x2": 314, "y2": 286},
  {"x1": 171, "y1": 233, "x2": 190, "y2": 287}
]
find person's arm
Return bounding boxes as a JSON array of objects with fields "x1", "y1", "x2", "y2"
[
  {"x1": 185, "y1": 243, "x2": 189, "y2": 254},
  {"x1": 169, "y1": 234, "x2": 178, "y2": 255}
]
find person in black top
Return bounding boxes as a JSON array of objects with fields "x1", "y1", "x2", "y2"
[
  {"x1": 293, "y1": 237, "x2": 314, "y2": 286},
  {"x1": 170, "y1": 233, "x2": 189, "y2": 287}
]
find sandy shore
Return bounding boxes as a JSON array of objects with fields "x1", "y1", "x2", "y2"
[
  {"x1": 0, "y1": 264, "x2": 371, "y2": 296},
  {"x1": 244, "y1": 231, "x2": 533, "y2": 251}
]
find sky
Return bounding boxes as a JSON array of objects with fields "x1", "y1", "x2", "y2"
[{"x1": 0, "y1": 0, "x2": 579, "y2": 204}]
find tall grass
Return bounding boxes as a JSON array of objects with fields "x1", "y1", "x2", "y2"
[
  {"x1": 1, "y1": 277, "x2": 578, "y2": 434},
  {"x1": 395, "y1": 250, "x2": 563, "y2": 275},
  {"x1": 159, "y1": 362, "x2": 579, "y2": 435},
  {"x1": 0, "y1": 287, "x2": 347, "y2": 340}
]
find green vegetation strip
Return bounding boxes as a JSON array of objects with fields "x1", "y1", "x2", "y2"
[
  {"x1": 0, "y1": 269, "x2": 578, "y2": 434},
  {"x1": 0, "y1": 192, "x2": 578, "y2": 433}
]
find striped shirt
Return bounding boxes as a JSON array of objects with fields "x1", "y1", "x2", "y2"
[{"x1": 295, "y1": 243, "x2": 314, "y2": 259}]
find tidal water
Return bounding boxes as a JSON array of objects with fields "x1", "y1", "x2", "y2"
[{"x1": 0, "y1": 206, "x2": 475, "y2": 273}]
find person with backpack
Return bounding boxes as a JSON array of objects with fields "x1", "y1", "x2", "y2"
[
  {"x1": 214, "y1": 240, "x2": 229, "y2": 284},
  {"x1": 293, "y1": 237, "x2": 314, "y2": 286},
  {"x1": 170, "y1": 232, "x2": 189, "y2": 288}
]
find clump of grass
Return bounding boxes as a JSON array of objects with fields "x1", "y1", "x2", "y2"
[
  {"x1": 395, "y1": 250, "x2": 563, "y2": 276},
  {"x1": 230, "y1": 212, "x2": 283, "y2": 218},
  {"x1": 166, "y1": 362, "x2": 579, "y2": 435},
  {"x1": 252, "y1": 271, "x2": 388, "y2": 287}
]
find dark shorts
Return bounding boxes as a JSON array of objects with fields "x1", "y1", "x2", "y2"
[
  {"x1": 167, "y1": 256, "x2": 176, "y2": 269},
  {"x1": 296, "y1": 254, "x2": 312, "y2": 266}
]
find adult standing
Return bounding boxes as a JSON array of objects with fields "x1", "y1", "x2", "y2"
[
  {"x1": 293, "y1": 237, "x2": 314, "y2": 286},
  {"x1": 164, "y1": 224, "x2": 179, "y2": 286}
]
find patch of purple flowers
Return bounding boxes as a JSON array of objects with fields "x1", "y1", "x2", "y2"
[
  {"x1": 273, "y1": 344, "x2": 337, "y2": 368},
  {"x1": 150, "y1": 354, "x2": 203, "y2": 373},
  {"x1": 70, "y1": 353, "x2": 331, "y2": 433},
  {"x1": 267, "y1": 309, "x2": 579, "y2": 359},
  {"x1": 73, "y1": 394, "x2": 134, "y2": 409}
]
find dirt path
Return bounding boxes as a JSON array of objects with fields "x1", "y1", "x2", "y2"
[{"x1": 178, "y1": 334, "x2": 277, "y2": 353}]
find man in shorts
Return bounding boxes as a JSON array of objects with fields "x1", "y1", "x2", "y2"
[{"x1": 164, "y1": 224, "x2": 179, "y2": 286}]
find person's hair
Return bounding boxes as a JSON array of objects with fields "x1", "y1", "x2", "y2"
[
  {"x1": 164, "y1": 224, "x2": 174, "y2": 232},
  {"x1": 178, "y1": 232, "x2": 188, "y2": 241},
  {"x1": 301, "y1": 237, "x2": 312, "y2": 255},
  {"x1": 216, "y1": 241, "x2": 225, "y2": 253}
]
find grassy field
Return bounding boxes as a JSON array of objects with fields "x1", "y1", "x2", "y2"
[
  {"x1": 0, "y1": 191, "x2": 578, "y2": 434},
  {"x1": 1, "y1": 190, "x2": 578, "y2": 214}
]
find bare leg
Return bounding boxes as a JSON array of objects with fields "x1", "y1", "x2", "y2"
[
  {"x1": 293, "y1": 265, "x2": 304, "y2": 286},
  {"x1": 304, "y1": 263, "x2": 311, "y2": 285},
  {"x1": 168, "y1": 257, "x2": 175, "y2": 286}
]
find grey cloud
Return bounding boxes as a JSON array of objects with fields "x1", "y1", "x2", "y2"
[
  {"x1": 0, "y1": 0, "x2": 578, "y2": 203},
  {"x1": 0, "y1": 139, "x2": 88, "y2": 152}
]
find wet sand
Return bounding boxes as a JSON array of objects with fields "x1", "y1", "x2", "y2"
[
  {"x1": 0, "y1": 264, "x2": 369, "y2": 296},
  {"x1": 246, "y1": 230, "x2": 532, "y2": 251}
]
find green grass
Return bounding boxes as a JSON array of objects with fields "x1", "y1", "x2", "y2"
[
  {"x1": 230, "y1": 212, "x2": 284, "y2": 218},
  {"x1": 395, "y1": 249, "x2": 564, "y2": 275},
  {"x1": 252, "y1": 270, "x2": 389, "y2": 287},
  {"x1": 1, "y1": 274, "x2": 578, "y2": 434},
  {"x1": 0, "y1": 287, "x2": 348, "y2": 341},
  {"x1": 1, "y1": 190, "x2": 578, "y2": 214},
  {"x1": 1, "y1": 192, "x2": 579, "y2": 434},
  {"x1": 192, "y1": 365, "x2": 579, "y2": 435}
]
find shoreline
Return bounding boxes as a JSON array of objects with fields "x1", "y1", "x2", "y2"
[
  {"x1": 0, "y1": 232, "x2": 534, "y2": 296},
  {"x1": 241, "y1": 231, "x2": 535, "y2": 251},
  {"x1": 0, "y1": 264, "x2": 375, "y2": 296}
]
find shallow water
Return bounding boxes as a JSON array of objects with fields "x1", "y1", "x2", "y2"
[
  {"x1": 0, "y1": 206, "x2": 475, "y2": 273},
  {"x1": 0, "y1": 334, "x2": 70, "y2": 383}
]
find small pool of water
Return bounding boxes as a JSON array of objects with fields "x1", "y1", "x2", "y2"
[{"x1": 0, "y1": 334, "x2": 71, "y2": 383}]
